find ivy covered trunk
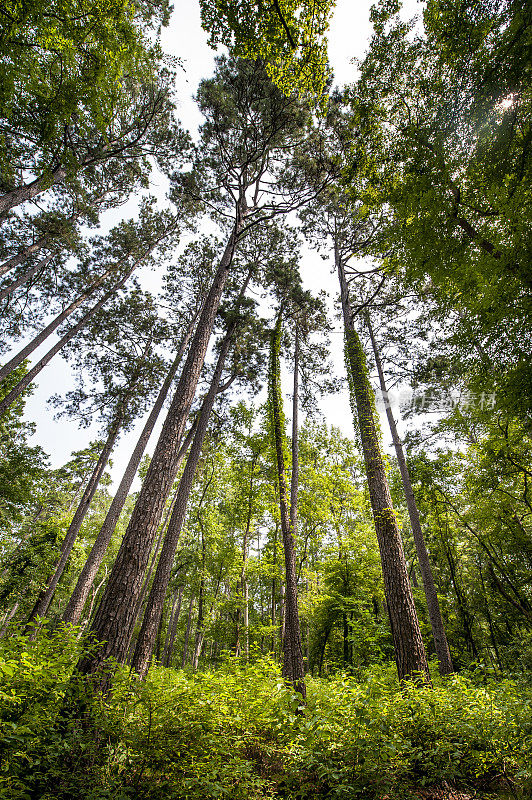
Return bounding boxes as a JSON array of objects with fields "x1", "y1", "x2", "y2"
[
  {"x1": 337, "y1": 255, "x2": 430, "y2": 684},
  {"x1": 269, "y1": 312, "x2": 306, "y2": 700},
  {"x1": 366, "y1": 312, "x2": 454, "y2": 676}
]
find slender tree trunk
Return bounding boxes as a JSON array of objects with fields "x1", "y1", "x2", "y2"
[
  {"x1": 0, "y1": 236, "x2": 53, "y2": 279},
  {"x1": 477, "y1": 561, "x2": 502, "y2": 669},
  {"x1": 78, "y1": 568, "x2": 108, "y2": 638},
  {"x1": 237, "y1": 452, "x2": 257, "y2": 658},
  {"x1": 191, "y1": 583, "x2": 204, "y2": 672},
  {"x1": 0, "y1": 601, "x2": 19, "y2": 637},
  {"x1": 132, "y1": 327, "x2": 234, "y2": 677},
  {"x1": 76, "y1": 225, "x2": 240, "y2": 681},
  {"x1": 439, "y1": 489, "x2": 532, "y2": 622},
  {"x1": 0, "y1": 266, "x2": 137, "y2": 418},
  {"x1": 128, "y1": 429, "x2": 196, "y2": 640},
  {"x1": 181, "y1": 595, "x2": 194, "y2": 668},
  {"x1": 271, "y1": 523, "x2": 278, "y2": 653},
  {"x1": 163, "y1": 586, "x2": 184, "y2": 667},
  {"x1": 62, "y1": 320, "x2": 197, "y2": 626},
  {"x1": 269, "y1": 313, "x2": 306, "y2": 699},
  {"x1": 337, "y1": 254, "x2": 430, "y2": 684},
  {"x1": 0, "y1": 259, "x2": 126, "y2": 384},
  {"x1": 0, "y1": 166, "x2": 67, "y2": 219},
  {"x1": 192, "y1": 566, "x2": 223, "y2": 672},
  {"x1": 0, "y1": 253, "x2": 55, "y2": 303},
  {"x1": 366, "y1": 313, "x2": 453, "y2": 676},
  {"x1": 26, "y1": 421, "x2": 121, "y2": 626},
  {"x1": 290, "y1": 327, "x2": 300, "y2": 541},
  {"x1": 441, "y1": 536, "x2": 479, "y2": 657}
]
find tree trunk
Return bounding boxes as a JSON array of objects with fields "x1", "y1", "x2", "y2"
[
  {"x1": 181, "y1": 595, "x2": 194, "y2": 668},
  {"x1": 337, "y1": 254, "x2": 430, "y2": 684},
  {"x1": 0, "y1": 601, "x2": 19, "y2": 637},
  {"x1": 25, "y1": 421, "x2": 121, "y2": 626},
  {"x1": 290, "y1": 327, "x2": 300, "y2": 541},
  {"x1": 131, "y1": 327, "x2": 234, "y2": 677},
  {"x1": 78, "y1": 568, "x2": 108, "y2": 638},
  {"x1": 127, "y1": 428, "x2": 196, "y2": 641},
  {"x1": 236, "y1": 451, "x2": 257, "y2": 658},
  {"x1": 0, "y1": 235, "x2": 52, "y2": 279},
  {"x1": 0, "y1": 166, "x2": 67, "y2": 219},
  {"x1": 269, "y1": 312, "x2": 306, "y2": 700},
  {"x1": 163, "y1": 586, "x2": 184, "y2": 667},
  {"x1": 76, "y1": 225, "x2": 240, "y2": 681},
  {"x1": 62, "y1": 320, "x2": 197, "y2": 626},
  {"x1": 0, "y1": 257, "x2": 130, "y2": 385},
  {"x1": 0, "y1": 266, "x2": 137, "y2": 418},
  {"x1": 0, "y1": 252, "x2": 55, "y2": 303},
  {"x1": 366, "y1": 313, "x2": 453, "y2": 676}
]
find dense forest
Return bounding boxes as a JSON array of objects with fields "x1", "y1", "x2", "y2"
[{"x1": 0, "y1": 0, "x2": 531, "y2": 797}]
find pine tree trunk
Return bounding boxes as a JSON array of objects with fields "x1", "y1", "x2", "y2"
[
  {"x1": 269, "y1": 313, "x2": 306, "y2": 700},
  {"x1": 76, "y1": 226, "x2": 240, "y2": 681},
  {"x1": 366, "y1": 313, "x2": 454, "y2": 676},
  {"x1": 238, "y1": 451, "x2": 257, "y2": 659},
  {"x1": 0, "y1": 257, "x2": 130, "y2": 385},
  {"x1": 0, "y1": 235, "x2": 52, "y2": 278},
  {"x1": 62, "y1": 320, "x2": 197, "y2": 626},
  {"x1": 163, "y1": 586, "x2": 184, "y2": 667},
  {"x1": 25, "y1": 421, "x2": 121, "y2": 626},
  {"x1": 131, "y1": 328, "x2": 234, "y2": 677},
  {"x1": 127, "y1": 427, "x2": 196, "y2": 641},
  {"x1": 78, "y1": 568, "x2": 108, "y2": 638},
  {"x1": 0, "y1": 601, "x2": 19, "y2": 637},
  {"x1": 0, "y1": 266, "x2": 137, "y2": 418},
  {"x1": 181, "y1": 595, "x2": 194, "y2": 668},
  {"x1": 337, "y1": 255, "x2": 430, "y2": 684},
  {"x1": 0, "y1": 252, "x2": 55, "y2": 302},
  {"x1": 290, "y1": 327, "x2": 300, "y2": 544},
  {"x1": 0, "y1": 167, "x2": 67, "y2": 219}
]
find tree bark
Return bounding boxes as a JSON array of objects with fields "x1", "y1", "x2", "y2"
[
  {"x1": 365, "y1": 313, "x2": 453, "y2": 676},
  {"x1": 269, "y1": 312, "x2": 306, "y2": 700},
  {"x1": 76, "y1": 226, "x2": 240, "y2": 681},
  {"x1": 236, "y1": 452, "x2": 257, "y2": 658},
  {"x1": 132, "y1": 327, "x2": 234, "y2": 677},
  {"x1": 0, "y1": 267, "x2": 138, "y2": 418},
  {"x1": 0, "y1": 166, "x2": 67, "y2": 219},
  {"x1": 337, "y1": 254, "x2": 430, "y2": 684},
  {"x1": 0, "y1": 252, "x2": 55, "y2": 303},
  {"x1": 0, "y1": 258, "x2": 129, "y2": 385},
  {"x1": 25, "y1": 420, "x2": 121, "y2": 626},
  {"x1": 62, "y1": 320, "x2": 197, "y2": 626},
  {"x1": 290, "y1": 327, "x2": 300, "y2": 546},
  {"x1": 163, "y1": 586, "x2": 184, "y2": 667},
  {"x1": 0, "y1": 601, "x2": 19, "y2": 637},
  {"x1": 127, "y1": 424, "x2": 197, "y2": 641},
  {"x1": 0, "y1": 235, "x2": 52, "y2": 279},
  {"x1": 181, "y1": 595, "x2": 194, "y2": 668}
]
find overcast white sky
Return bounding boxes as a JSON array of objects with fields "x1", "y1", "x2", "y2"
[{"x1": 19, "y1": 0, "x2": 422, "y2": 486}]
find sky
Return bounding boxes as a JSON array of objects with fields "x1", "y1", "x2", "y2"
[{"x1": 18, "y1": 0, "x2": 422, "y2": 488}]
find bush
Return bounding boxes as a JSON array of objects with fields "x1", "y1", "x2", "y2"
[{"x1": 0, "y1": 633, "x2": 530, "y2": 799}]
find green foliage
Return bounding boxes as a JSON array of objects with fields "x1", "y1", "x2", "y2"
[
  {"x1": 0, "y1": 367, "x2": 48, "y2": 535},
  {"x1": 199, "y1": 0, "x2": 334, "y2": 98},
  {"x1": 0, "y1": 0, "x2": 173, "y2": 184},
  {"x1": 0, "y1": 632, "x2": 531, "y2": 799}
]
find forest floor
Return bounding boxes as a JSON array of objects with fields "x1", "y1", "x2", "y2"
[{"x1": 0, "y1": 630, "x2": 530, "y2": 799}]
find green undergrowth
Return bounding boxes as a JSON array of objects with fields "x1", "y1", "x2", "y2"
[{"x1": 0, "y1": 629, "x2": 531, "y2": 799}]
